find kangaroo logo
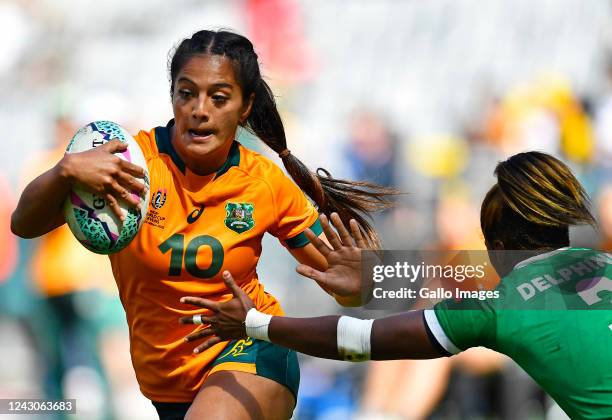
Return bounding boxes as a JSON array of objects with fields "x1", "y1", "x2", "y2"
[{"x1": 218, "y1": 338, "x2": 254, "y2": 359}]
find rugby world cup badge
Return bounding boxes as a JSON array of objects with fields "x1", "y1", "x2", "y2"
[
  {"x1": 150, "y1": 188, "x2": 167, "y2": 209},
  {"x1": 224, "y1": 202, "x2": 254, "y2": 234}
]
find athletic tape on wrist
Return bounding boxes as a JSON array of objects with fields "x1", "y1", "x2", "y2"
[
  {"x1": 337, "y1": 316, "x2": 374, "y2": 361},
  {"x1": 245, "y1": 308, "x2": 273, "y2": 342}
]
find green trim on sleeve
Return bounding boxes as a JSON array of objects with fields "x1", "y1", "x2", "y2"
[{"x1": 285, "y1": 219, "x2": 322, "y2": 249}]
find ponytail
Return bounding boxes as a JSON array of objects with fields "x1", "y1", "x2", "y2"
[{"x1": 248, "y1": 80, "x2": 396, "y2": 248}]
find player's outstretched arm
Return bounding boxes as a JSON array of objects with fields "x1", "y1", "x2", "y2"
[
  {"x1": 11, "y1": 139, "x2": 145, "y2": 238},
  {"x1": 180, "y1": 271, "x2": 442, "y2": 360}
]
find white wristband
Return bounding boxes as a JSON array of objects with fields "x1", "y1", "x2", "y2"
[
  {"x1": 245, "y1": 308, "x2": 273, "y2": 342},
  {"x1": 337, "y1": 316, "x2": 374, "y2": 361}
]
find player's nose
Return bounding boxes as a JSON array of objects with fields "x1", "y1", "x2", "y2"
[{"x1": 191, "y1": 97, "x2": 210, "y2": 121}]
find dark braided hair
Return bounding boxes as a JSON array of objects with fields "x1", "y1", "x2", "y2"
[{"x1": 481, "y1": 151, "x2": 595, "y2": 250}]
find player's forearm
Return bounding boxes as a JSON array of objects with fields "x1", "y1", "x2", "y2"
[
  {"x1": 270, "y1": 316, "x2": 343, "y2": 360},
  {"x1": 256, "y1": 310, "x2": 442, "y2": 361},
  {"x1": 11, "y1": 158, "x2": 71, "y2": 238},
  {"x1": 370, "y1": 311, "x2": 442, "y2": 359}
]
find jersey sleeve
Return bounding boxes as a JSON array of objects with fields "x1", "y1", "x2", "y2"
[
  {"x1": 266, "y1": 169, "x2": 321, "y2": 249},
  {"x1": 423, "y1": 297, "x2": 497, "y2": 356}
]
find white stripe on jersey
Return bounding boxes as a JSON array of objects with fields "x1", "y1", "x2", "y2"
[
  {"x1": 513, "y1": 247, "x2": 569, "y2": 270},
  {"x1": 423, "y1": 309, "x2": 462, "y2": 355}
]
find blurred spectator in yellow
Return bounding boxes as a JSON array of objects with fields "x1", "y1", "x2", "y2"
[
  {"x1": 476, "y1": 83, "x2": 558, "y2": 155},
  {"x1": 536, "y1": 75, "x2": 594, "y2": 163},
  {"x1": 476, "y1": 74, "x2": 594, "y2": 163},
  {"x1": 407, "y1": 135, "x2": 470, "y2": 180}
]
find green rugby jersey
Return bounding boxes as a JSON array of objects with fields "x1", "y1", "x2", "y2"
[{"x1": 424, "y1": 248, "x2": 612, "y2": 419}]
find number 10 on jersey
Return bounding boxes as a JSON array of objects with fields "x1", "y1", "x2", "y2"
[{"x1": 158, "y1": 234, "x2": 224, "y2": 279}]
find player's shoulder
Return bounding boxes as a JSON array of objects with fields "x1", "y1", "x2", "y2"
[
  {"x1": 236, "y1": 143, "x2": 288, "y2": 183},
  {"x1": 513, "y1": 247, "x2": 604, "y2": 275},
  {"x1": 132, "y1": 126, "x2": 159, "y2": 160}
]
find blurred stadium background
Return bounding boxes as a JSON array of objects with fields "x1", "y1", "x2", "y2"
[{"x1": 1, "y1": 0, "x2": 612, "y2": 418}]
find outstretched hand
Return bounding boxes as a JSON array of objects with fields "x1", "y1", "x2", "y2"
[
  {"x1": 179, "y1": 271, "x2": 255, "y2": 354},
  {"x1": 297, "y1": 213, "x2": 366, "y2": 300}
]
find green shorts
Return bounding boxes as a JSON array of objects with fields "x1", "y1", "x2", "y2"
[{"x1": 209, "y1": 337, "x2": 300, "y2": 400}]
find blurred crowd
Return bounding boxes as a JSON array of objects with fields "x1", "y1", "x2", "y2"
[{"x1": 1, "y1": 0, "x2": 612, "y2": 419}]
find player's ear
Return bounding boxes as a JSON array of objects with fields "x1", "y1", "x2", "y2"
[
  {"x1": 487, "y1": 239, "x2": 515, "y2": 277},
  {"x1": 239, "y1": 93, "x2": 255, "y2": 125}
]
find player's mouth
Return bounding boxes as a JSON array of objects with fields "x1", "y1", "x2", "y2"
[{"x1": 188, "y1": 128, "x2": 215, "y2": 141}]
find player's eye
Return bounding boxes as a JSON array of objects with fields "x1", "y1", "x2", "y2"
[
  {"x1": 178, "y1": 89, "x2": 193, "y2": 99},
  {"x1": 212, "y1": 95, "x2": 228, "y2": 104}
]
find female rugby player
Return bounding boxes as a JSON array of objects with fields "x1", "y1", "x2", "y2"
[
  {"x1": 11, "y1": 30, "x2": 394, "y2": 420},
  {"x1": 183, "y1": 151, "x2": 612, "y2": 419}
]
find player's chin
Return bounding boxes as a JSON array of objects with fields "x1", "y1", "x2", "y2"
[{"x1": 185, "y1": 141, "x2": 226, "y2": 160}]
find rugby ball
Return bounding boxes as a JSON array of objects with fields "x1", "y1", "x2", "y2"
[{"x1": 63, "y1": 120, "x2": 150, "y2": 254}]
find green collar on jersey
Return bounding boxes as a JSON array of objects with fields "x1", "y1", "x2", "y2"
[{"x1": 154, "y1": 119, "x2": 241, "y2": 179}]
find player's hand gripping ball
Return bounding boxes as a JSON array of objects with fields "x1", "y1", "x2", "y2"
[{"x1": 63, "y1": 121, "x2": 150, "y2": 254}]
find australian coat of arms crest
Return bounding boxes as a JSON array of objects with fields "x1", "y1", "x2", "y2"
[{"x1": 224, "y1": 202, "x2": 255, "y2": 233}]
